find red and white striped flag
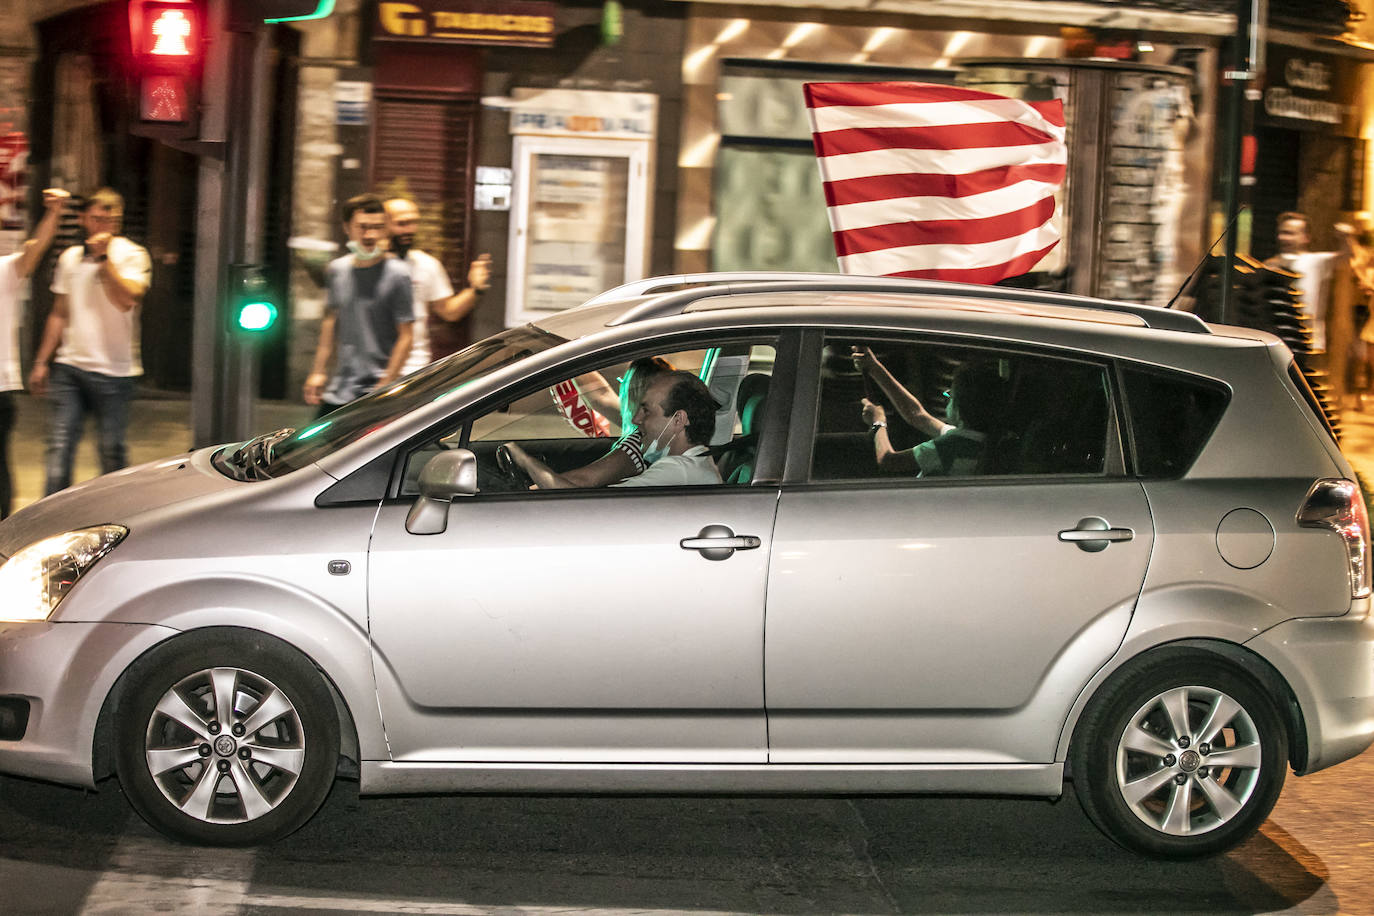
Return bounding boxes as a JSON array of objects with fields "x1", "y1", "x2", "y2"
[{"x1": 804, "y1": 81, "x2": 1067, "y2": 284}]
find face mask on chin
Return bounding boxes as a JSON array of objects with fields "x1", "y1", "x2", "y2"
[
  {"x1": 642, "y1": 413, "x2": 678, "y2": 465},
  {"x1": 347, "y1": 240, "x2": 385, "y2": 261}
]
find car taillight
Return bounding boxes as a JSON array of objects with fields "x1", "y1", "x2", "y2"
[{"x1": 1298, "y1": 478, "x2": 1372, "y2": 599}]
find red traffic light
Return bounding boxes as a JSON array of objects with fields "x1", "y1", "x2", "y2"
[
  {"x1": 139, "y1": 74, "x2": 191, "y2": 122},
  {"x1": 129, "y1": 0, "x2": 202, "y2": 64}
]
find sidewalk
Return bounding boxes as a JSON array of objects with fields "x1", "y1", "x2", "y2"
[
  {"x1": 8, "y1": 391, "x2": 1374, "y2": 515},
  {"x1": 8, "y1": 392, "x2": 316, "y2": 514}
]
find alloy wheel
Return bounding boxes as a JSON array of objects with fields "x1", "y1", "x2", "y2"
[
  {"x1": 1114, "y1": 684, "x2": 1263, "y2": 837},
  {"x1": 143, "y1": 666, "x2": 307, "y2": 825}
]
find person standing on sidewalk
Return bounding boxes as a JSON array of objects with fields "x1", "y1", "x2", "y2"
[
  {"x1": 29, "y1": 187, "x2": 151, "y2": 496},
  {"x1": 0, "y1": 187, "x2": 68, "y2": 514},
  {"x1": 1265, "y1": 212, "x2": 1338, "y2": 356},
  {"x1": 383, "y1": 196, "x2": 490, "y2": 373},
  {"x1": 303, "y1": 194, "x2": 414, "y2": 416}
]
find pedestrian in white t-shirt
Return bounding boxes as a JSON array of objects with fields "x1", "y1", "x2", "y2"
[
  {"x1": 383, "y1": 197, "x2": 490, "y2": 373},
  {"x1": 1266, "y1": 211, "x2": 1337, "y2": 353},
  {"x1": 29, "y1": 188, "x2": 151, "y2": 495},
  {"x1": 0, "y1": 187, "x2": 68, "y2": 514}
]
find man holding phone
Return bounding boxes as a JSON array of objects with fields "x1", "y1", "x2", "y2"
[{"x1": 29, "y1": 187, "x2": 151, "y2": 495}]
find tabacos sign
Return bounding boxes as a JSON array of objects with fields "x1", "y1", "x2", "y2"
[
  {"x1": 376, "y1": 0, "x2": 556, "y2": 48},
  {"x1": 1261, "y1": 45, "x2": 1358, "y2": 134}
]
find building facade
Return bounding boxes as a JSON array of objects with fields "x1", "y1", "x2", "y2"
[{"x1": 4, "y1": 0, "x2": 1374, "y2": 399}]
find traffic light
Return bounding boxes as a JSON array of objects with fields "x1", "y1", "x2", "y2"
[
  {"x1": 229, "y1": 264, "x2": 279, "y2": 334},
  {"x1": 128, "y1": 0, "x2": 204, "y2": 132}
]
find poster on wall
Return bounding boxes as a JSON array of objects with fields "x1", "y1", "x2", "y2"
[
  {"x1": 524, "y1": 154, "x2": 626, "y2": 311},
  {"x1": 505, "y1": 89, "x2": 656, "y2": 326},
  {"x1": 0, "y1": 129, "x2": 28, "y2": 234}
]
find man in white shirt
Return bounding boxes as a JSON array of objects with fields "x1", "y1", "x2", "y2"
[
  {"x1": 1266, "y1": 211, "x2": 1337, "y2": 353},
  {"x1": 504, "y1": 369, "x2": 722, "y2": 489},
  {"x1": 611, "y1": 371, "x2": 722, "y2": 487},
  {"x1": 0, "y1": 187, "x2": 68, "y2": 514},
  {"x1": 29, "y1": 188, "x2": 151, "y2": 495},
  {"x1": 383, "y1": 197, "x2": 490, "y2": 372}
]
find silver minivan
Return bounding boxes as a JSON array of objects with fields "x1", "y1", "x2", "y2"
[{"x1": 0, "y1": 273, "x2": 1369, "y2": 858}]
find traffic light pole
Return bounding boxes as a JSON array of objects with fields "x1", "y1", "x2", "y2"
[{"x1": 191, "y1": 0, "x2": 270, "y2": 447}]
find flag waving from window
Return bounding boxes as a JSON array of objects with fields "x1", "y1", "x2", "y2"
[{"x1": 804, "y1": 81, "x2": 1067, "y2": 283}]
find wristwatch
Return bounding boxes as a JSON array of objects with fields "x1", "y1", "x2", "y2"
[{"x1": 869, "y1": 421, "x2": 887, "y2": 434}]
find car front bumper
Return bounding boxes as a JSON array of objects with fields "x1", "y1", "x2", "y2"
[{"x1": 0, "y1": 620, "x2": 178, "y2": 787}]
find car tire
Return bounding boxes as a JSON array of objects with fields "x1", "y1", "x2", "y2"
[
  {"x1": 113, "y1": 629, "x2": 340, "y2": 846},
  {"x1": 1070, "y1": 651, "x2": 1287, "y2": 859}
]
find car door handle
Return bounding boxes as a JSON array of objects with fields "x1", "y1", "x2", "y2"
[
  {"x1": 680, "y1": 524, "x2": 761, "y2": 561},
  {"x1": 1059, "y1": 517, "x2": 1134, "y2": 553}
]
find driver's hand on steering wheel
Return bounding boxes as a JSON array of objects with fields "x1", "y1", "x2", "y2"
[{"x1": 498, "y1": 442, "x2": 540, "y2": 489}]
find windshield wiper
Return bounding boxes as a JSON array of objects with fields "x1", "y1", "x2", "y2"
[{"x1": 229, "y1": 428, "x2": 295, "y2": 480}]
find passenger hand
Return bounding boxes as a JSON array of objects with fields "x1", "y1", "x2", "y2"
[
  {"x1": 28, "y1": 363, "x2": 49, "y2": 396},
  {"x1": 42, "y1": 188, "x2": 70, "y2": 212},
  {"x1": 851, "y1": 346, "x2": 877, "y2": 375},
  {"x1": 860, "y1": 398, "x2": 885, "y2": 427},
  {"x1": 303, "y1": 372, "x2": 327, "y2": 405},
  {"x1": 468, "y1": 253, "x2": 492, "y2": 292},
  {"x1": 85, "y1": 232, "x2": 112, "y2": 260}
]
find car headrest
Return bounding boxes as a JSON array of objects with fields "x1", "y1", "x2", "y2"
[{"x1": 737, "y1": 373, "x2": 770, "y2": 437}]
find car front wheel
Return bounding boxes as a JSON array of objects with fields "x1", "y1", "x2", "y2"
[
  {"x1": 1071, "y1": 653, "x2": 1287, "y2": 859},
  {"x1": 113, "y1": 630, "x2": 340, "y2": 846}
]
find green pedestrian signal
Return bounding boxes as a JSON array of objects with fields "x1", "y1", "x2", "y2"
[
  {"x1": 229, "y1": 264, "x2": 278, "y2": 335},
  {"x1": 237, "y1": 300, "x2": 278, "y2": 332}
]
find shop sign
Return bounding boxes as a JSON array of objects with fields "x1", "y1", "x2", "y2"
[
  {"x1": 508, "y1": 88, "x2": 656, "y2": 140},
  {"x1": 375, "y1": 0, "x2": 556, "y2": 49},
  {"x1": 1261, "y1": 45, "x2": 1359, "y2": 134},
  {"x1": 334, "y1": 81, "x2": 370, "y2": 126}
]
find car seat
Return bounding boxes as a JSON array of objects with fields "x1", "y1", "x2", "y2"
[{"x1": 716, "y1": 373, "x2": 770, "y2": 484}]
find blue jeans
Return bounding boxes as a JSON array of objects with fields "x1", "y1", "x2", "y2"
[{"x1": 44, "y1": 363, "x2": 136, "y2": 496}]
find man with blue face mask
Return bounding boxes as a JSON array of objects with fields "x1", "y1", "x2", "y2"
[
  {"x1": 303, "y1": 194, "x2": 414, "y2": 417},
  {"x1": 505, "y1": 368, "x2": 722, "y2": 489},
  {"x1": 610, "y1": 370, "x2": 722, "y2": 487}
]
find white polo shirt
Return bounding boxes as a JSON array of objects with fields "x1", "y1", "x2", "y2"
[
  {"x1": 612, "y1": 445, "x2": 722, "y2": 487},
  {"x1": 0, "y1": 252, "x2": 23, "y2": 391},
  {"x1": 50, "y1": 237, "x2": 151, "y2": 378},
  {"x1": 399, "y1": 248, "x2": 455, "y2": 375}
]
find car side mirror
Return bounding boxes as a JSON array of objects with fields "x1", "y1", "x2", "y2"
[{"x1": 406, "y1": 449, "x2": 478, "y2": 535}]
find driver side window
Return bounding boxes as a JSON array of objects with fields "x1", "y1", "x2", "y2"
[{"x1": 400, "y1": 340, "x2": 777, "y2": 495}]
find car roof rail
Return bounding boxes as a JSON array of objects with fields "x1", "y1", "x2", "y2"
[
  {"x1": 585, "y1": 272, "x2": 849, "y2": 305},
  {"x1": 601, "y1": 274, "x2": 1211, "y2": 334}
]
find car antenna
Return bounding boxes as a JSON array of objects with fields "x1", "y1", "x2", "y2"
[{"x1": 1165, "y1": 207, "x2": 1246, "y2": 310}]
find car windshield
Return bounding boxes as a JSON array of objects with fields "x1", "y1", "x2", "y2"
[{"x1": 257, "y1": 324, "x2": 568, "y2": 476}]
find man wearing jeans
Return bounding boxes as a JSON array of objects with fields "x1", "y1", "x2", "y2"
[{"x1": 28, "y1": 188, "x2": 151, "y2": 495}]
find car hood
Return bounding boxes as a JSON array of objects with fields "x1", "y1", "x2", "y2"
[{"x1": 0, "y1": 446, "x2": 237, "y2": 558}]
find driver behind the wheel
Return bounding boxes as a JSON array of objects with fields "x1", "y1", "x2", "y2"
[
  {"x1": 506, "y1": 370, "x2": 722, "y2": 488},
  {"x1": 503, "y1": 357, "x2": 672, "y2": 489}
]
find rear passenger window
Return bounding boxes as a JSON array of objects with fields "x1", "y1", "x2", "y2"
[
  {"x1": 1121, "y1": 368, "x2": 1229, "y2": 478},
  {"x1": 812, "y1": 337, "x2": 1112, "y2": 481}
]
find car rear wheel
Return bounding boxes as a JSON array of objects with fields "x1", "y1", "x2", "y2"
[
  {"x1": 1070, "y1": 653, "x2": 1287, "y2": 859},
  {"x1": 113, "y1": 630, "x2": 339, "y2": 846}
]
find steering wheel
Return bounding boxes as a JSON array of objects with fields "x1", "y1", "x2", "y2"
[{"x1": 494, "y1": 443, "x2": 534, "y2": 490}]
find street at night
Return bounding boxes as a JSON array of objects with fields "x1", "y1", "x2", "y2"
[
  {"x1": 2, "y1": 743, "x2": 1374, "y2": 915},
  {"x1": 8, "y1": 0, "x2": 1374, "y2": 912}
]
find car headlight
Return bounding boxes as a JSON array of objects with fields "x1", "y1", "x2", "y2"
[{"x1": 0, "y1": 525, "x2": 128, "y2": 622}]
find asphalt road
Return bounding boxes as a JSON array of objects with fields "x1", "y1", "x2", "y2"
[{"x1": 1, "y1": 743, "x2": 1371, "y2": 915}]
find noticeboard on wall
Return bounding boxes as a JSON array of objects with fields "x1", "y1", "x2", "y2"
[{"x1": 505, "y1": 90, "x2": 656, "y2": 326}]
